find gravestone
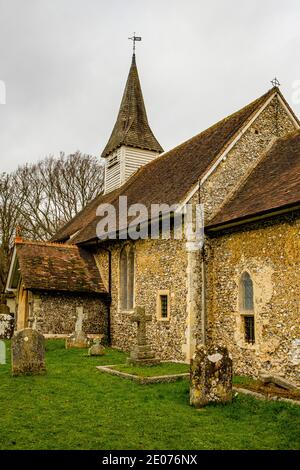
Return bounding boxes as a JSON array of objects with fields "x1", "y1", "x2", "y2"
[
  {"x1": 0, "y1": 302, "x2": 14, "y2": 339},
  {"x1": 11, "y1": 328, "x2": 45, "y2": 376},
  {"x1": 65, "y1": 307, "x2": 90, "y2": 349},
  {"x1": 128, "y1": 306, "x2": 159, "y2": 365},
  {"x1": 88, "y1": 338, "x2": 105, "y2": 356},
  {"x1": 190, "y1": 345, "x2": 232, "y2": 407},
  {"x1": 0, "y1": 341, "x2": 6, "y2": 365}
]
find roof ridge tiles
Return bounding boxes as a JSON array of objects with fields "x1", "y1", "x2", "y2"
[
  {"x1": 15, "y1": 239, "x2": 77, "y2": 249},
  {"x1": 208, "y1": 129, "x2": 300, "y2": 228},
  {"x1": 52, "y1": 86, "x2": 294, "y2": 245}
]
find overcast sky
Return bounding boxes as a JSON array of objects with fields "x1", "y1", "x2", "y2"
[{"x1": 0, "y1": 0, "x2": 299, "y2": 173}]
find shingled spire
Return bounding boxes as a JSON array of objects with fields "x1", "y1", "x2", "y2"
[
  {"x1": 102, "y1": 54, "x2": 163, "y2": 194},
  {"x1": 102, "y1": 54, "x2": 163, "y2": 158}
]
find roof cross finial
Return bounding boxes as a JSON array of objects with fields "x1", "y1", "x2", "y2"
[
  {"x1": 271, "y1": 77, "x2": 281, "y2": 88},
  {"x1": 128, "y1": 32, "x2": 142, "y2": 55}
]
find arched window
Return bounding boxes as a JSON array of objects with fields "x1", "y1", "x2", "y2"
[
  {"x1": 241, "y1": 272, "x2": 254, "y2": 311},
  {"x1": 120, "y1": 245, "x2": 135, "y2": 311},
  {"x1": 240, "y1": 272, "x2": 255, "y2": 344}
]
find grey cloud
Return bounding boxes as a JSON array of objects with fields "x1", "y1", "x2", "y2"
[{"x1": 0, "y1": 0, "x2": 299, "y2": 172}]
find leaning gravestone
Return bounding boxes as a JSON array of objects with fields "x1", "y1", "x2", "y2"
[
  {"x1": 128, "y1": 306, "x2": 160, "y2": 366},
  {"x1": 65, "y1": 307, "x2": 90, "y2": 349},
  {"x1": 11, "y1": 328, "x2": 45, "y2": 376},
  {"x1": 190, "y1": 345, "x2": 232, "y2": 407}
]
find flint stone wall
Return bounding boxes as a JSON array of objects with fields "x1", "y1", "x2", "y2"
[
  {"x1": 94, "y1": 95, "x2": 297, "y2": 364},
  {"x1": 96, "y1": 237, "x2": 188, "y2": 361},
  {"x1": 201, "y1": 95, "x2": 297, "y2": 223},
  {"x1": 0, "y1": 308, "x2": 14, "y2": 340},
  {"x1": 0, "y1": 303, "x2": 14, "y2": 339},
  {"x1": 0, "y1": 314, "x2": 14, "y2": 339},
  {"x1": 29, "y1": 291, "x2": 108, "y2": 340},
  {"x1": 206, "y1": 212, "x2": 300, "y2": 386}
]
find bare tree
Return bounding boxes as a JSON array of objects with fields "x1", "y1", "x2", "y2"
[
  {"x1": 0, "y1": 152, "x2": 104, "y2": 291},
  {"x1": 0, "y1": 172, "x2": 23, "y2": 290},
  {"x1": 13, "y1": 151, "x2": 104, "y2": 240}
]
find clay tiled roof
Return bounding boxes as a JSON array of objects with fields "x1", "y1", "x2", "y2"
[
  {"x1": 15, "y1": 240, "x2": 107, "y2": 294},
  {"x1": 52, "y1": 187, "x2": 121, "y2": 243},
  {"x1": 208, "y1": 130, "x2": 300, "y2": 229},
  {"x1": 101, "y1": 55, "x2": 163, "y2": 158},
  {"x1": 53, "y1": 87, "x2": 279, "y2": 244}
]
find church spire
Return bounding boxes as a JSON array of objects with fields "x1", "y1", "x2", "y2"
[{"x1": 101, "y1": 54, "x2": 163, "y2": 158}]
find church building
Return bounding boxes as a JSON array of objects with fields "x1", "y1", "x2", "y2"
[{"x1": 6, "y1": 51, "x2": 300, "y2": 385}]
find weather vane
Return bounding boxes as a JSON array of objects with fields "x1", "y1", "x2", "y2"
[
  {"x1": 271, "y1": 77, "x2": 281, "y2": 88},
  {"x1": 128, "y1": 33, "x2": 142, "y2": 54}
]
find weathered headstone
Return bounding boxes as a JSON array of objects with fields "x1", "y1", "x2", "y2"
[
  {"x1": 11, "y1": 328, "x2": 45, "y2": 376},
  {"x1": 190, "y1": 345, "x2": 232, "y2": 407},
  {"x1": 0, "y1": 341, "x2": 6, "y2": 365},
  {"x1": 128, "y1": 306, "x2": 159, "y2": 365},
  {"x1": 88, "y1": 338, "x2": 105, "y2": 356},
  {"x1": 0, "y1": 302, "x2": 14, "y2": 339},
  {"x1": 65, "y1": 307, "x2": 90, "y2": 349}
]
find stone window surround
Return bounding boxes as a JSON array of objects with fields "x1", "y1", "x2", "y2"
[
  {"x1": 156, "y1": 290, "x2": 171, "y2": 322},
  {"x1": 239, "y1": 270, "x2": 256, "y2": 349}
]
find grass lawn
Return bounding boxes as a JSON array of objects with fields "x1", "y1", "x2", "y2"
[
  {"x1": 113, "y1": 362, "x2": 189, "y2": 377},
  {"x1": 0, "y1": 340, "x2": 299, "y2": 450}
]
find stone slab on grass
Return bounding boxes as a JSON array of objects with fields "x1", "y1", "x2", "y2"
[
  {"x1": 259, "y1": 374, "x2": 300, "y2": 392},
  {"x1": 233, "y1": 386, "x2": 300, "y2": 406},
  {"x1": 96, "y1": 364, "x2": 189, "y2": 384}
]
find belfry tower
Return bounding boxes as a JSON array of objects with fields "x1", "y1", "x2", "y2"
[{"x1": 102, "y1": 51, "x2": 163, "y2": 194}]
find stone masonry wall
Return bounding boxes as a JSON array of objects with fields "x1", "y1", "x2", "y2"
[
  {"x1": 96, "y1": 237, "x2": 188, "y2": 361},
  {"x1": 206, "y1": 212, "x2": 300, "y2": 386},
  {"x1": 202, "y1": 95, "x2": 297, "y2": 223},
  {"x1": 93, "y1": 94, "x2": 297, "y2": 363},
  {"x1": 188, "y1": 94, "x2": 297, "y2": 361},
  {"x1": 30, "y1": 292, "x2": 108, "y2": 339}
]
